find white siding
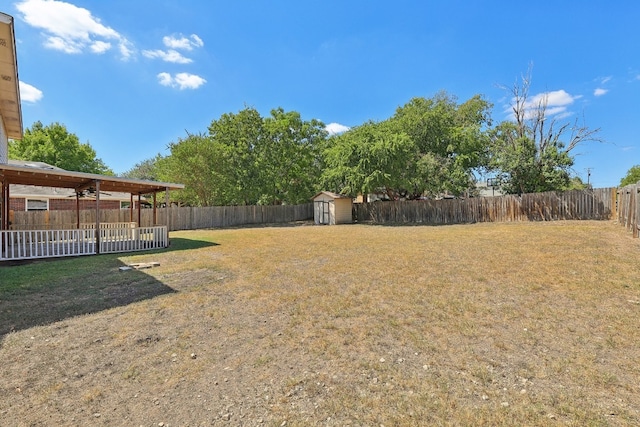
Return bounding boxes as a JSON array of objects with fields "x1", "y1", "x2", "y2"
[
  {"x1": 333, "y1": 199, "x2": 352, "y2": 224},
  {"x1": 0, "y1": 116, "x2": 7, "y2": 164}
]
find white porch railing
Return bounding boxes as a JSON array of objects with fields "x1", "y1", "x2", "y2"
[
  {"x1": 99, "y1": 226, "x2": 167, "y2": 254},
  {"x1": 80, "y1": 222, "x2": 137, "y2": 230},
  {"x1": 1, "y1": 225, "x2": 168, "y2": 261}
]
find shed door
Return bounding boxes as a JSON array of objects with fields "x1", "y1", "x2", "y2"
[{"x1": 315, "y1": 201, "x2": 330, "y2": 225}]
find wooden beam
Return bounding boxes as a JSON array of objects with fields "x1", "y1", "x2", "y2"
[
  {"x1": 165, "y1": 187, "x2": 170, "y2": 233},
  {"x1": 95, "y1": 180, "x2": 101, "y2": 254},
  {"x1": 75, "y1": 180, "x2": 97, "y2": 193}
]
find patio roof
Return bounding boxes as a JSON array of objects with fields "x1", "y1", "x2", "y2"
[
  {"x1": 0, "y1": 12, "x2": 22, "y2": 140},
  {"x1": 0, "y1": 162, "x2": 184, "y2": 194}
]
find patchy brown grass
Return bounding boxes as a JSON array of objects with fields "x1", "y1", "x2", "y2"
[{"x1": 1, "y1": 220, "x2": 640, "y2": 426}]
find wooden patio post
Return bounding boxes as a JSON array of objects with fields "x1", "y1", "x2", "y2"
[
  {"x1": 137, "y1": 194, "x2": 142, "y2": 227},
  {"x1": 1, "y1": 179, "x2": 4, "y2": 257},
  {"x1": 153, "y1": 192, "x2": 157, "y2": 225},
  {"x1": 165, "y1": 187, "x2": 171, "y2": 232},
  {"x1": 95, "y1": 180, "x2": 101, "y2": 255},
  {"x1": 3, "y1": 180, "x2": 9, "y2": 230},
  {"x1": 76, "y1": 191, "x2": 80, "y2": 229},
  {"x1": 129, "y1": 193, "x2": 134, "y2": 223},
  {"x1": 1, "y1": 179, "x2": 5, "y2": 230}
]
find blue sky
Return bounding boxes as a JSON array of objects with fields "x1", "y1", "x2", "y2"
[{"x1": 7, "y1": 0, "x2": 640, "y2": 187}]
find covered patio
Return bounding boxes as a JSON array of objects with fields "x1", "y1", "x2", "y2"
[{"x1": 0, "y1": 163, "x2": 184, "y2": 261}]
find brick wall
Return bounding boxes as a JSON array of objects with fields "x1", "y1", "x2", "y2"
[
  {"x1": 48, "y1": 198, "x2": 120, "y2": 210},
  {"x1": 9, "y1": 198, "x2": 25, "y2": 211},
  {"x1": 9, "y1": 197, "x2": 121, "y2": 211}
]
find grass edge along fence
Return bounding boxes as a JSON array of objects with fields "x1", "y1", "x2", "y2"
[
  {"x1": 617, "y1": 183, "x2": 640, "y2": 237},
  {"x1": 354, "y1": 188, "x2": 617, "y2": 225}
]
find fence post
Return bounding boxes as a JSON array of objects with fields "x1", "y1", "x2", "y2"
[{"x1": 635, "y1": 184, "x2": 640, "y2": 238}]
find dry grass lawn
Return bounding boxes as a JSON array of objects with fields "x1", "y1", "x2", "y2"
[{"x1": 1, "y1": 220, "x2": 640, "y2": 426}]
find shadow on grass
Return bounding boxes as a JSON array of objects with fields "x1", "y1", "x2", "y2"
[
  {"x1": 167, "y1": 237, "x2": 219, "y2": 251},
  {"x1": 0, "y1": 235, "x2": 222, "y2": 339},
  {"x1": 0, "y1": 255, "x2": 177, "y2": 339}
]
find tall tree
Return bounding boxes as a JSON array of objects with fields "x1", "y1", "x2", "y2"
[
  {"x1": 321, "y1": 120, "x2": 418, "y2": 198},
  {"x1": 122, "y1": 155, "x2": 164, "y2": 181},
  {"x1": 620, "y1": 165, "x2": 640, "y2": 187},
  {"x1": 160, "y1": 132, "x2": 227, "y2": 207},
  {"x1": 9, "y1": 121, "x2": 113, "y2": 174},
  {"x1": 259, "y1": 108, "x2": 327, "y2": 204},
  {"x1": 321, "y1": 92, "x2": 492, "y2": 199},
  {"x1": 159, "y1": 107, "x2": 327, "y2": 206},
  {"x1": 390, "y1": 92, "x2": 492, "y2": 196},
  {"x1": 489, "y1": 69, "x2": 600, "y2": 194},
  {"x1": 207, "y1": 107, "x2": 264, "y2": 205}
]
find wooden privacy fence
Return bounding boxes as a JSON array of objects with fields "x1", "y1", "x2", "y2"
[
  {"x1": 354, "y1": 188, "x2": 617, "y2": 225},
  {"x1": 164, "y1": 204, "x2": 313, "y2": 230},
  {"x1": 9, "y1": 203, "x2": 314, "y2": 232},
  {"x1": 7, "y1": 189, "x2": 617, "y2": 233},
  {"x1": 617, "y1": 184, "x2": 640, "y2": 237}
]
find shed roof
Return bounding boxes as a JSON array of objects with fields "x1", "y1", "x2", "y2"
[
  {"x1": 0, "y1": 12, "x2": 22, "y2": 140},
  {"x1": 0, "y1": 161, "x2": 184, "y2": 195}
]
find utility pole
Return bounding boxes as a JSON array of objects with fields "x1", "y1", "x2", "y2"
[{"x1": 585, "y1": 168, "x2": 593, "y2": 188}]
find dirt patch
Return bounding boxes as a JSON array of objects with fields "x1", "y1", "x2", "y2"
[{"x1": 1, "y1": 221, "x2": 640, "y2": 426}]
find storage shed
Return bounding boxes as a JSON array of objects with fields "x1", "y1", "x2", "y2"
[{"x1": 312, "y1": 191, "x2": 353, "y2": 225}]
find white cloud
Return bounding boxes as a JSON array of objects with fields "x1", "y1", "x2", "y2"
[
  {"x1": 506, "y1": 89, "x2": 579, "y2": 120},
  {"x1": 325, "y1": 122, "x2": 350, "y2": 135},
  {"x1": 594, "y1": 88, "x2": 608, "y2": 96},
  {"x1": 142, "y1": 49, "x2": 193, "y2": 64},
  {"x1": 144, "y1": 34, "x2": 203, "y2": 63},
  {"x1": 19, "y1": 81, "x2": 43, "y2": 103},
  {"x1": 600, "y1": 76, "x2": 612, "y2": 84},
  {"x1": 90, "y1": 40, "x2": 111, "y2": 54},
  {"x1": 527, "y1": 89, "x2": 575, "y2": 109},
  {"x1": 157, "y1": 72, "x2": 173, "y2": 87},
  {"x1": 157, "y1": 72, "x2": 206, "y2": 90},
  {"x1": 15, "y1": 0, "x2": 133, "y2": 59},
  {"x1": 163, "y1": 34, "x2": 204, "y2": 51},
  {"x1": 190, "y1": 35, "x2": 204, "y2": 48}
]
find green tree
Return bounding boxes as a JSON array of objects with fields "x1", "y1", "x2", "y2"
[
  {"x1": 620, "y1": 165, "x2": 640, "y2": 187},
  {"x1": 9, "y1": 121, "x2": 113, "y2": 174},
  {"x1": 258, "y1": 108, "x2": 327, "y2": 204},
  {"x1": 489, "y1": 69, "x2": 600, "y2": 194},
  {"x1": 321, "y1": 121, "x2": 418, "y2": 198},
  {"x1": 566, "y1": 176, "x2": 589, "y2": 190},
  {"x1": 159, "y1": 107, "x2": 327, "y2": 206},
  {"x1": 122, "y1": 155, "x2": 164, "y2": 181},
  {"x1": 207, "y1": 107, "x2": 264, "y2": 205},
  {"x1": 321, "y1": 92, "x2": 493, "y2": 199},
  {"x1": 160, "y1": 132, "x2": 226, "y2": 206},
  {"x1": 390, "y1": 92, "x2": 492, "y2": 196}
]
